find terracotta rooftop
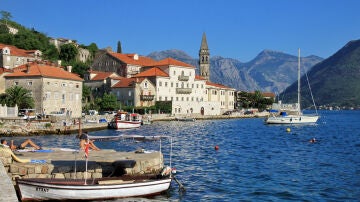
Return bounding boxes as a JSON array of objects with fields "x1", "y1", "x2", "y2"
[
  {"x1": 5, "y1": 63, "x2": 83, "y2": 81},
  {"x1": 108, "y1": 52, "x2": 158, "y2": 66},
  {"x1": 155, "y1": 58, "x2": 194, "y2": 68},
  {"x1": 206, "y1": 81, "x2": 233, "y2": 89},
  {"x1": 133, "y1": 67, "x2": 169, "y2": 77},
  {"x1": 0, "y1": 43, "x2": 39, "y2": 57},
  {"x1": 88, "y1": 70, "x2": 122, "y2": 81},
  {"x1": 112, "y1": 77, "x2": 145, "y2": 88}
]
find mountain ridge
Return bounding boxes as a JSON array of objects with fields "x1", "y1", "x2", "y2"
[{"x1": 147, "y1": 49, "x2": 323, "y2": 93}]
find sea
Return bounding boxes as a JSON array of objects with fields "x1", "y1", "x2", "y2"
[{"x1": 9, "y1": 110, "x2": 360, "y2": 201}]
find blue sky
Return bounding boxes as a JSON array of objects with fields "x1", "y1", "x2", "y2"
[{"x1": 1, "y1": 0, "x2": 359, "y2": 62}]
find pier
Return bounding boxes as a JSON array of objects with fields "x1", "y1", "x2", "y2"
[{"x1": 0, "y1": 146, "x2": 164, "y2": 201}]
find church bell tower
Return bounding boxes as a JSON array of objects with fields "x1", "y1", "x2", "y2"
[{"x1": 199, "y1": 32, "x2": 210, "y2": 81}]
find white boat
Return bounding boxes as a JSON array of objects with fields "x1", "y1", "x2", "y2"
[
  {"x1": 16, "y1": 134, "x2": 183, "y2": 201},
  {"x1": 265, "y1": 49, "x2": 319, "y2": 124},
  {"x1": 108, "y1": 112, "x2": 141, "y2": 129},
  {"x1": 16, "y1": 175, "x2": 172, "y2": 201}
]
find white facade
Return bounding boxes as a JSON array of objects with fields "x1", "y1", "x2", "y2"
[{"x1": 154, "y1": 65, "x2": 234, "y2": 116}]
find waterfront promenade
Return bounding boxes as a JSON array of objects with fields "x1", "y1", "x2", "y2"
[{"x1": 0, "y1": 112, "x2": 268, "y2": 136}]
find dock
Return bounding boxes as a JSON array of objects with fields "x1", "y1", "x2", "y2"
[{"x1": 0, "y1": 147, "x2": 164, "y2": 201}]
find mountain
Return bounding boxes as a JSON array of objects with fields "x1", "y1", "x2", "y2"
[
  {"x1": 147, "y1": 49, "x2": 323, "y2": 93},
  {"x1": 280, "y1": 39, "x2": 360, "y2": 108}
]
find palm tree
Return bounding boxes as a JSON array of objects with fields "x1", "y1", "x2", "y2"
[{"x1": 5, "y1": 86, "x2": 34, "y2": 109}]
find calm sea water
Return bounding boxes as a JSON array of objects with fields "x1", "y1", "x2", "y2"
[{"x1": 10, "y1": 110, "x2": 360, "y2": 201}]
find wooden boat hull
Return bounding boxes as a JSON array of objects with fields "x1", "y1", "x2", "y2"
[
  {"x1": 109, "y1": 121, "x2": 141, "y2": 129},
  {"x1": 265, "y1": 115, "x2": 319, "y2": 124},
  {"x1": 16, "y1": 177, "x2": 171, "y2": 201}
]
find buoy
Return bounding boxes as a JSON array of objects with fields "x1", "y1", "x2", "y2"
[
  {"x1": 172, "y1": 167, "x2": 177, "y2": 174},
  {"x1": 286, "y1": 128, "x2": 291, "y2": 132},
  {"x1": 215, "y1": 145, "x2": 219, "y2": 150}
]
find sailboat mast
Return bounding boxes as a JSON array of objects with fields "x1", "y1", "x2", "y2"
[{"x1": 297, "y1": 48, "x2": 301, "y2": 115}]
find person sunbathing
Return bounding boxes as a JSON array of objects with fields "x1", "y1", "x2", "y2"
[{"x1": 0, "y1": 139, "x2": 41, "y2": 151}]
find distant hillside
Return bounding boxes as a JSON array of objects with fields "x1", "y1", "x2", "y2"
[
  {"x1": 280, "y1": 40, "x2": 360, "y2": 108},
  {"x1": 147, "y1": 49, "x2": 323, "y2": 93}
]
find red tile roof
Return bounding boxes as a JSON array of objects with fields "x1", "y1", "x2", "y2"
[
  {"x1": 155, "y1": 58, "x2": 194, "y2": 68},
  {"x1": 5, "y1": 63, "x2": 83, "y2": 81},
  {"x1": 88, "y1": 70, "x2": 122, "y2": 81},
  {"x1": 0, "y1": 43, "x2": 38, "y2": 57},
  {"x1": 108, "y1": 52, "x2": 158, "y2": 66},
  {"x1": 133, "y1": 67, "x2": 169, "y2": 77},
  {"x1": 195, "y1": 75, "x2": 207, "y2": 80},
  {"x1": 112, "y1": 77, "x2": 145, "y2": 88},
  {"x1": 206, "y1": 81, "x2": 233, "y2": 89}
]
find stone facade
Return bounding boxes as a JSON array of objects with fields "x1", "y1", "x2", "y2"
[
  {"x1": 112, "y1": 78, "x2": 156, "y2": 107},
  {"x1": 4, "y1": 63, "x2": 83, "y2": 118},
  {"x1": 0, "y1": 44, "x2": 42, "y2": 69}
]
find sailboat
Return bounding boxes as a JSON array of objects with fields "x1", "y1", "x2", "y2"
[{"x1": 265, "y1": 49, "x2": 319, "y2": 124}]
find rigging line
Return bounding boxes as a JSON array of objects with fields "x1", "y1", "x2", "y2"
[{"x1": 302, "y1": 64, "x2": 318, "y2": 115}]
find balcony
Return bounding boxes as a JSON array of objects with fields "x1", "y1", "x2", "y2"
[
  {"x1": 176, "y1": 88, "x2": 192, "y2": 94},
  {"x1": 178, "y1": 75, "x2": 189, "y2": 81},
  {"x1": 140, "y1": 94, "x2": 155, "y2": 101}
]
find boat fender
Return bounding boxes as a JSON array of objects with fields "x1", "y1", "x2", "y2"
[{"x1": 161, "y1": 166, "x2": 172, "y2": 176}]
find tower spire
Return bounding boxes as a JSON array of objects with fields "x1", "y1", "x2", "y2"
[{"x1": 199, "y1": 32, "x2": 210, "y2": 81}]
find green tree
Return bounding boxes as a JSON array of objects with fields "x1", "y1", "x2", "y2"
[
  {"x1": 0, "y1": 11, "x2": 12, "y2": 24},
  {"x1": 59, "y1": 43, "x2": 78, "y2": 63},
  {"x1": 86, "y1": 43, "x2": 98, "y2": 60},
  {"x1": 0, "y1": 23, "x2": 9, "y2": 34},
  {"x1": 72, "y1": 61, "x2": 89, "y2": 78},
  {"x1": 43, "y1": 44, "x2": 59, "y2": 60},
  {"x1": 82, "y1": 85, "x2": 92, "y2": 104},
  {"x1": 98, "y1": 93, "x2": 119, "y2": 111},
  {"x1": 2, "y1": 86, "x2": 34, "y2": 108},
  {"x1": 117, "y1": 41, "x2": 122, "y2": 53}
]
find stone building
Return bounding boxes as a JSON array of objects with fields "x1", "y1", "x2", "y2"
[
  {"x1": 49, "y1": 38, "x2": 91, "y2": 63},
  {"x1": 0, "y1": 43, "x2": 42, "y2": 69},
  {"x1": 91, "y1": 51, "x2": 157, "y2": 78},
  {"x1": 83, "y1": 70, "x2": 122, "y2": 100},
  {"x1": 4, "y1": 62, "x2": 83, "y2": 118},
  {"x1": 111, "y1": 77, "x2": 156, "y2": 108}
]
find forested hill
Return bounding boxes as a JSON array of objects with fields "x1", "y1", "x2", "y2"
[{"x1": 280, "y1": 39, "x2": 360, "y2": 108}]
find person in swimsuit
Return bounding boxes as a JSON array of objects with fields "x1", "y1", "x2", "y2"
[
  {"x1": 0, "y1": 139, "x2": 41, "y2": 151},
  {"x1": 78, "y1": 132, "x2": 100, "y2": 151}
]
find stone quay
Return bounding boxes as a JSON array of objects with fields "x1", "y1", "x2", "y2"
[{"x1": 0, "y1": 147, "x2": 165, "y2": 185}]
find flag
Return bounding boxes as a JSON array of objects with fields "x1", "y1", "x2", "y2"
[{"x1": 84, "y1": 142, "x2": 89, "y2": 158}]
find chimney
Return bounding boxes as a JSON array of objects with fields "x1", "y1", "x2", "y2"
[
  {"x1": 57, "y1": 60, "x2": 62, "y2": 67},
  {"x1": 67, "y1": 66, "x2": 72, "y2": 73},
  {"x1": 26, "y1": 63, "x2": 30, "y2": 73}
]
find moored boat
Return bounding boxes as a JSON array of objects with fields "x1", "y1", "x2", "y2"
[
  {"x1": 16, "y1": 174, "x2": 172, "y2": 201},
  {"x1": 265, "y1": 49, "x2": 319, "y2": 124},
  {"x1": 108, "y1": 111, "x2": 142, "y2": 129}
]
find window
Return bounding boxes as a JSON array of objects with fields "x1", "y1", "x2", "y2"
[
  {"x1": 171, "y1": 82, "x2": 173, "y2": 87},
  {"x1": 159, "y1": 81, "x2": 162, "y2": 87},
  {"x1": 176, "y1": 83, "x2": 178, "y2": 87},
  {"x1": 62, "y1": 94, "x2": 65, "y2": 104},
  {"x1": 14, "y1": 81, "x2": 19, "y2": 86},
  {"x1": 28, "y1": 81, "x2": 32, "y2": 86},
  {"x1": 76, "y1": 84, "x2": 79, "y2": 88},
  {"x1": 128, "y1": 91, "x2": 132, "y2": 97},
  {"x1": 165, "y1": 82, "x2": 168, "y2": 87},
  {"x1": 144, "y1": 82, "x2": 148, "y2": 89},
  {"x1": 62, "y1": 83, "x2": 67, "y2": 87}
]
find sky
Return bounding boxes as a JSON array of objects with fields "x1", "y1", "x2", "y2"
[{"x1": 1, "y1": 0, "x2": 360, "y2": 62}]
